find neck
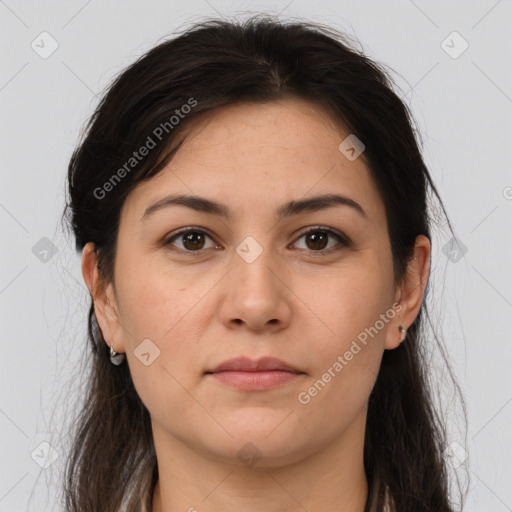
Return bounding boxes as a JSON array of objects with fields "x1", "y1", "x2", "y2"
[{"x1": 151, "y1": 409, "x2": 368, "y2": 512}]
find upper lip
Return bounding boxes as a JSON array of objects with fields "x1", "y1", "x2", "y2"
[{"x1": 206, "y1": 356, "x2": 303, "y2": 374}]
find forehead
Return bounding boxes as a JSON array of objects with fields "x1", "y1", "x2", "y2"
[
  {"x1": 179, "y1": 98, "x2": 353, "y2": 164},
  {"x1": 121, "y1": 98, "x2": 385, "y2": 224}
]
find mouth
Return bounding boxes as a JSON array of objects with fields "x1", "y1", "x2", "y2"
[{"x1": 205, "y1": 356, "x2": 305, "y2": 391}]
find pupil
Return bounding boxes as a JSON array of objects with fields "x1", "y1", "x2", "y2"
[
  {"x1": 184, "y1": 232, "x2": 204, "y2": 250},
  {"x1": 307, "y1": 231, "x2": 327, "y2": 250}
]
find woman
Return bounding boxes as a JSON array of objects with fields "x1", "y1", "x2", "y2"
[{"x1": 62, "y1": 15, "x2": 466, "y2": 512}]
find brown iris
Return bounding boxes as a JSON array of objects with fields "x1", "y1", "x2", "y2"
[{"x1": 304, "y1": 231, "x2": 329, "y2": 251}]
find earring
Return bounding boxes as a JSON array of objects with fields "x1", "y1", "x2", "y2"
[
  {"x1": 398, "y1": 325, "x2": 407, "y2": 342},
  {"x1": 110, "y1": 340, "x2": 126, "y2": 366}
]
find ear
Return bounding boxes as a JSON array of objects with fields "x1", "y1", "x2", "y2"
[
  {"x1": 385, "y1": 234, "x2": 431, "y2": 350},
  {"x1": 81, "y1": 242, "x2": 125, "y2": 354}
]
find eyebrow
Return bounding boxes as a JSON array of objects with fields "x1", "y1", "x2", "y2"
[{"x1": 141, "y1": 193, "x2": 367, "y2": 222}]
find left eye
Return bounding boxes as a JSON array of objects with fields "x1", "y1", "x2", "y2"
[
  {"x1": 292, "y1": 228, "x2": 347, "y2": 253},
  {"x1": 164, "y1": 227, "x2": 348, "y2": 254}
]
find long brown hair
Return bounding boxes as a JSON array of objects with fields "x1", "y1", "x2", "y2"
[{"x1": 61, "y1": 15, "x2": 467, "y2": 511}]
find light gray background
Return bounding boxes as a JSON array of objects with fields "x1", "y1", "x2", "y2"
[{"x1": 1, "y1": 1, "x2": 511, "y2": 511}]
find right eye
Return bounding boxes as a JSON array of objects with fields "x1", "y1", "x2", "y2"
[{"x1": 163, "y1": 228, "x2": 220, "y2": 254}]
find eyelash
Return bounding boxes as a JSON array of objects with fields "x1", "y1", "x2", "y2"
[{"x1": 163, "y1": 226, "x2": 350, "y2": 256}]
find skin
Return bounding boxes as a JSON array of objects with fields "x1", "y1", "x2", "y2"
[{"x1": 82, "y1": 97, "x2": 430, "y2": 512}]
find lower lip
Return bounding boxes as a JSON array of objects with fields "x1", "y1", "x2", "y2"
[{"x1": 207, "y1": 370, "x2": 303, "y2": 391}]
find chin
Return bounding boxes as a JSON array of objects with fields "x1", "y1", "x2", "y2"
[{"x1": 198, "y1": 429, "x2": 315, "y2": 469}]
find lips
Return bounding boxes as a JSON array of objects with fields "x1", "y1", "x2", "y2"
[
  {"x1": 206, "y1": 356, "x2": 303, "y2": 374},
  {"x1": 205, "y1": 356, "x2": 305, "y2": 391}
]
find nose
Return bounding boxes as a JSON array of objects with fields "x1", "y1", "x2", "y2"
[{"x1": 218, "y1": 245, "x2": 292, "y2": 333}]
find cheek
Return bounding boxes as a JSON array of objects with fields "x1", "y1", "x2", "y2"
[
  {"x1": 297, "y1": 257, "x2": 392, "y2": 408},
  {"x1": 117, "y1": 270, "x2": 211, "y2": 424},
  {"x1": 297, "y1": 300, "x2": 386, "y2": 430},
  {"x1": 115, "y1": 249, "x2": 210, "y2": 341},
  {"x1": 299, "y1": 254, "x2": 393, "y2": 347}
]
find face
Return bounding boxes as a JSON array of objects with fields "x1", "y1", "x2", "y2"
[{"x1": 88, "y1": 97, "x2": 408, "y2": 468}]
